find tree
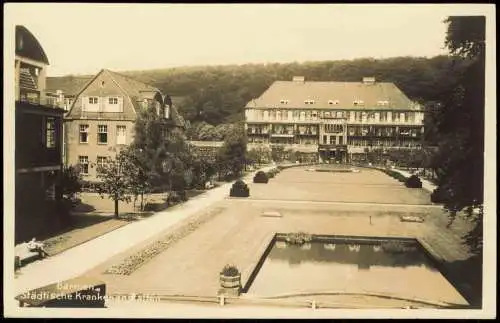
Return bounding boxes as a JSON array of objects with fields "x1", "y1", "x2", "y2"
[
  {"x1": 59, "y1": 165, "x2": 82, "y2": 201},
  {"x1": 217, "y1": 123, "x2": 247, "y2": 178},
  {"x1": 120, "y1": 146, "x2": 150, "y2": 211},
  {"x1": 271, "y1": 146, "x2": 285, "y2": 163},
  {"x1": 434, "y1": 16, "x2": 485, "y2": 254},
  {"x1": 96, "y1": 151, "x2": 132, "y2": 218},
  {"x1": 132, "y1": 106, "x2": 192, "y2": 195},
  {"x1": 250, "y1": 144, "x2": 271, "y2": 165}
]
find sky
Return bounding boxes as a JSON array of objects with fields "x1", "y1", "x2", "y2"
[{"x1": 4, "y1": 3, "x2": 495, "y2": 77}]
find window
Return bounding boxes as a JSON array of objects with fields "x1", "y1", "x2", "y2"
[
  {"x1": 79, "y1": 124, "x2": 89, "y2": 143},
  {"x1": 78, "y1": 156, "x2": 89, "y2": 175},
  {"x1": 89, "y1": 97, "x2": 98, "y2": 104},
  {"x1": 45, "y1": 117, "x2": 56, "y2": 148},
  {"x1": 108, "y1": 97, "x2": 118, "y2": 104},
  {"x1": 96, "y1": 156, "x2": 108, "y2": 173},
  {"x1": 116, "y1": 125, "x2": 126, "y2": 145},
  {"x1": 97, "y1": 125, "x2": 108, "y2": 144}
]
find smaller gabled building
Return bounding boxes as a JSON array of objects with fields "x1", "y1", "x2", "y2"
[{"x1": 64, "y1": 69, "x2": 185, "y2": 181}]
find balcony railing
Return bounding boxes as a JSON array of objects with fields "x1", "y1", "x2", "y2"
[{"x1": 18, "y1": 96, "x2": 61, "y2": 109}]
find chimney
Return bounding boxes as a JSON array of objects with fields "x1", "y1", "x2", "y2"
[
  {"x1": 292, "y1": 76, "x2": 305, "y2": 83},
  {"x1": 362, "y1": 77, "x2": 376, "y2": 85}
]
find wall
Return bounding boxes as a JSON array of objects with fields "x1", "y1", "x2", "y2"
[{"x1": 16, "y1": 104, "x2": 63, "y2": 170}]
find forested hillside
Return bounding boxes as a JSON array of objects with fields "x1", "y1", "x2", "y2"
[{"x1": 118, "y1": 56, "x2": 470, "y2": 127}]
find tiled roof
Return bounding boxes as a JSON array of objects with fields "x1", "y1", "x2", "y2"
[
  {"x1": 62, "y1": 69, "x2": 186, "y2": 128},
  {"x1": 46, "y1": 76, "x2": 93, "y2": 96},
  {"x1": 106, "y1": 70, "x2": 160, "y2": 98},
  {"x1": 19, "y1": 69, "x2": 37, "y2": 91},
  {"x1": 246, "y1": 79, "x2": 417, "y2": 110}
]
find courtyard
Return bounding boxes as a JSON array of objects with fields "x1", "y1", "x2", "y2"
[{"x1": 73, "y1": 166, "x2": 476, "y2": 308}]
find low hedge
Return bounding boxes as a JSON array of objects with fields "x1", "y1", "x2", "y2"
[
  {"x1": 405, "y1": 175, "x2": 423, "y2": 188},
  {"x1": 230, "y1": 180, "x2": 250, "y2": 197},
  {"x1": 380, "y1": 169, "x2": 408, "y2": 183},
  {"x1": 253, "y1": 171, "x2": 269, "y2": 184}
]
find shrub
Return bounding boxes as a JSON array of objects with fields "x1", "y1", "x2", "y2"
[
  {"x1": 284, "y1": 232, "x2": 313, "y2": 245},
  {"x1": 167, "y1": 190, "x2": 188, "y2": 205},
  {"x1": 220, "y1": 264, "x2": 240, "y2": 277},
  {"x1": 267, "y1": 171, "x2": 275, "y2": 178},
  {"x1": 230, "y1": 180, "x2": 250, "y2": 197},
  {"x1": 253, "y1": 171, "x2": 269, "y2": 183},
  {"x1": 405, "y1": 175, "x2": 423, "y2": 188},
  {"x1": 430, "y1": 186, "x2": 450, "y2": 203}
]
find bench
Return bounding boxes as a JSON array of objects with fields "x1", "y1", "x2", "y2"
[{"x1": 15, "y1": 243, "x2": 45, "y2": 269}]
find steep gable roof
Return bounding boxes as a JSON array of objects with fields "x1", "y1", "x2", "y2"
[
  {"x1": 66, "y1": 69, "x2": 163, "y2": 116},
  {"x1": 247, "y1": 79, "x2": 417, "y2": 110}
]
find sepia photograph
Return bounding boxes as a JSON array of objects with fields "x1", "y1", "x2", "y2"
[{"x1": 3, "y1": 3, "x2": 496, "y2": 319}]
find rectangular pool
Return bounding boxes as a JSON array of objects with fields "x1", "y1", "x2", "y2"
[{"x1": 245, "y1": 235, "x2": 469, "y2": 308}]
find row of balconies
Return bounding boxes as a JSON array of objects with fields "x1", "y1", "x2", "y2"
[
  {"x1": 248, "y1": 130, "x2": 421, "y2": 137},
  {"x1": 248, "y1": 142, "x2": 423, "y2": 154}
]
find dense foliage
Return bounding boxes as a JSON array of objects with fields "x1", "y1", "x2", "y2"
[
  {"x1": 432, "y1": 16, "x2": 485, "y2": 255},
  {"x1": 120, "y1": 56, "x2": 470, "y2": 127}
]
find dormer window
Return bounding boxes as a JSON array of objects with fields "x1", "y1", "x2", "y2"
[
  {"x1": 304, "y1": 99, "x2": 315, "y2": 105},
  {"x1": 353, "y1": 100, "x2": 364, "y2": 106},
  {"x1": 280, "y1": 99, "x2": 289, "y2": 104},
  {"x1": 328, "y1": 100, "x2": 340, "y2": 105},
  {"x1": 377, "y1": 100, "x2": 389, "y2": 106}
]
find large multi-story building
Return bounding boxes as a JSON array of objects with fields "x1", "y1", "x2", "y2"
[
  {"x1": 245, "y1": 76, "x2": 424, "y2": 163},
  {"x1": 14, "y1": 25, "x2": 66, "y2": 242},
  {"x1": 63, "y1": 69, "x2": 185, "y2": 181}
]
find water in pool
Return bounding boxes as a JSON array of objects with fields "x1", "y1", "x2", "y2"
[{"x1": 246, "y1": 239, "x2": 468, "y2": 307}]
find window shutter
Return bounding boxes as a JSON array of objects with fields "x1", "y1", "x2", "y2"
[{"x1": 119, "y1": 96, "x2": 124, "y2": 112}]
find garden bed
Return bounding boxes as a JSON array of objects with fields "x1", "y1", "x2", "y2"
[{"x1": 104, "y1": 207, "x2": 225, "y2": 275}]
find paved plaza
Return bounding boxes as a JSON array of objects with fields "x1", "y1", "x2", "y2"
[
  {"x1": 13, "y1": 165, "x2": 476, "y2": 309},
  {"x1": 79, "y1": 167, "x2": 472, "y2": 306}
]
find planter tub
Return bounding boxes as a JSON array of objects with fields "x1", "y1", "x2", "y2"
[{"x1": 219, "y1": 274, "x2": 241, "y2": 296}]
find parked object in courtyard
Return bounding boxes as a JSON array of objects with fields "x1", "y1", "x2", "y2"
[
  {"x1": 219, "y1": 264, "x2": 241, "y2": 296},
  {"x1": 253, "y1": 171, "x2": 269, "y2": 184},
  {"x1": 229, "y1": 180, "x2": 250, "y2": 197}
]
